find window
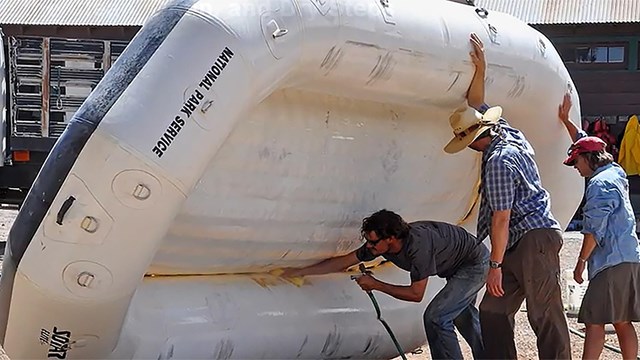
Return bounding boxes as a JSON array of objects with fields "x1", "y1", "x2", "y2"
[
  {"x1": 608, "y1": 46, "x2": 624, "y2": 62},
  {"x1": 575, "y1": 46, "x2": 625, "y2": 64}
]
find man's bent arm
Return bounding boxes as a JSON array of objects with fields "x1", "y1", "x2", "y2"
[
  {"x1": 490, "y1": 209, "x2": 511, "y2": 263},
  {"x1": 289, "y1": 252, "x2": 360, "y2": 277},
  {"x1": 560, "y1": 116, "x2": 581, "y2": 143},
  {"x1": 467, "y1": 33, "x2": 486, "y2": 110},
  {"x1": 467, "y1": 65, "x2": 485, "y2": 110},
  {"x1": 376, "y1": 278, "x2": 428, "y2": 303}
]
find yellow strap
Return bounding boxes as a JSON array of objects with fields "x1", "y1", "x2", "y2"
[{"x1": 457, "y1": 153, "x2": 482, "y2": 226}]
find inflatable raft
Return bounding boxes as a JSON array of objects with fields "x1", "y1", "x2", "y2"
[{"x1": 0, "y1": 0, "x2": 583, "y2": 358}]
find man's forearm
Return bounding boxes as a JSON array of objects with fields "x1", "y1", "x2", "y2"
[
  {"x1": 467, "y1": 69, "x2": 486, "y2": 110},
  {"x1": 579, "y1": 233, "x2": 598, "y2": 261},
  {"x1": 376, "y1": 281, "x2": 425, "y2": 303},
  {"x1": 561, "y1": 118, "x2": 580, "y2": 142},
  {"x1": 296, "y1": 252, "x2": 359, "y2": 276},
  {"x1": 490, "y1": 212, "x2": 510, "y2": 263}
]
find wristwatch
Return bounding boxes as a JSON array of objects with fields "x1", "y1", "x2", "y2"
[{"x1": 489, "y1": 260, "x2": 502, "y2": 269}]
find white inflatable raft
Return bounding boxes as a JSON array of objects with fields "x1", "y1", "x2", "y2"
[{"x1": 0, "y1": 0, "x2": 583, "y2": 358}]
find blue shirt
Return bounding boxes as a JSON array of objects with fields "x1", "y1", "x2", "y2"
[
  {"x1": 476, "y1": 104, "x2": 561, "y2": 249},
  {"x1": 582, "y1": 163, "x2": 640, "y2": 280}
]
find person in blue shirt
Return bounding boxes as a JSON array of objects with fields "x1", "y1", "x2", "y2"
[
  {"x1": 443, "y1": 33, "x2": 571, "y2": 359},
  {"x1": 559, "y1": 95, "x2": 640, "y2": 360}
]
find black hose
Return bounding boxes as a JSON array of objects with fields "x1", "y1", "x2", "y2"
[
  {"x1": 364, "y1": 289, "x2": 407, "y2": 360},
  {"x1": 357, "y1": 264, "x2": 407, "y2": 360}
]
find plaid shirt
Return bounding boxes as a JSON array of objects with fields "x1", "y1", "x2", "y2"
[{"x1": 476, "y1": 104, "x2": 560, "y2": 249}]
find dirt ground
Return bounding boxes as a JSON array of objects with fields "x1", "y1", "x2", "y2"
[
  {"x1": 0, "y1": 208, "x2": 637, "y2": 360},
  {"x1": 0, "y1": 207, "x2": 13, "y2": 252}
]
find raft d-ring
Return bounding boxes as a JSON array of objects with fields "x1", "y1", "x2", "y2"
[
  {"x1": 132, "y1": 183, "x2": 151, "y2": 200},
  {"x1": 80, "y1": 216, "x2": 99, "y2": 234},
  {"x1": 475, "y1": 7, "x2": 489, "y2": 18},
  {"x1": 489, "y1": 23, "x2": 498, "y2": 35},
  {"x1": 77, "y1": 271, "x2": 95, "y2": 288},
  {"x1": 269, "y1": 20, "x2": 288, "y2": 38}
]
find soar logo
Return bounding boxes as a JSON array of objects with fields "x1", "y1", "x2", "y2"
[{"x1": 39, "y1": 327, "x2": 71, "y2": 359}]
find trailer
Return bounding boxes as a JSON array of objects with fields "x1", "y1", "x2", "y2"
[{"x1": 0, "y1": 31, "x2": 128, "y2": 205}]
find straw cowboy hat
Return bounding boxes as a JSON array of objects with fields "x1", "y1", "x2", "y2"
[{"x1": 443, "y1": 105, "x2": 503, "y2": 154}]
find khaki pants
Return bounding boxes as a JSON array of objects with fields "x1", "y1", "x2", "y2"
[{"x1": 479, "y1": 228, "x2": 571, "y2": 360}]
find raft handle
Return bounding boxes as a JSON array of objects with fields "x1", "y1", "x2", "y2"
[
  {"x1": 269, "y1": 20, "x2": 288, "y2": 39},
  {"x1": 56, "y1": 196, "x2": 76, "y2": 225},
  {"x1": 475, "y1": 7, "x2": 489, "y2": 18}
]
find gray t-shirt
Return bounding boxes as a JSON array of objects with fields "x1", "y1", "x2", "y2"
[{"x1": 356, "y1": 221, "x2": 486, "y2": 281}]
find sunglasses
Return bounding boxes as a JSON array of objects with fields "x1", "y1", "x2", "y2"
[{"x1": 362, "y1": 235, "x2": 388, "y2": 246}]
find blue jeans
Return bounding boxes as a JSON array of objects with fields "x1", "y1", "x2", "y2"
[{"x1": 423, "y1": 248, "x2": 489, "y2": 360}]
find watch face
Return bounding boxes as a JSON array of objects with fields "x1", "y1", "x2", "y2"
[{"x1": 489, "y1": 261, "x2": 501, "y2": 268}]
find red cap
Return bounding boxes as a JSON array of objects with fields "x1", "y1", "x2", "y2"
[{"x1": 563, "y1": 136, "x2": 607, "y2": 166}]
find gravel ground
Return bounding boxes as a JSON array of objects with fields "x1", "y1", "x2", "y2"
[
  {"x1": 0, "y1": 209, "x2": 637, "y2": 360},
  {"x1": 0, "y1": 207, "x2": 13, "y2": 359},
  {"x1": 0, "y1": 207, "x2": 13, "y2": 251}
]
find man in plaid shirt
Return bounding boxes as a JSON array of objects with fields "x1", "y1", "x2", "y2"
[{"x1": 443, "y1": 33, "x2": 571, "y2": 359}]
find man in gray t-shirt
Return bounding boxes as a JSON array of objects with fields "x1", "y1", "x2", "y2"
[
  {"x1": 282, "y1": 209, "x2": 489, "y2": 360},
  {"x1": 356, "y1": 220, "x2": 487, "y2": 281}
]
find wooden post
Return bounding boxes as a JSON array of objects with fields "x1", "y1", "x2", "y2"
[
  {"x1": 103, "y1": 40, "x2": 111, "y2": 72},
  {"x1": 41, "y1": 37, "x2": 50, "y2": 138}
]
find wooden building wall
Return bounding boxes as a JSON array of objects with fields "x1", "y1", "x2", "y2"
[
  {"x1": 535, "y1": 23, "x2": 640, "y2": 118},
  {"x1": 570, "y1": 72, "x2": 640, "y2": 116}
]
